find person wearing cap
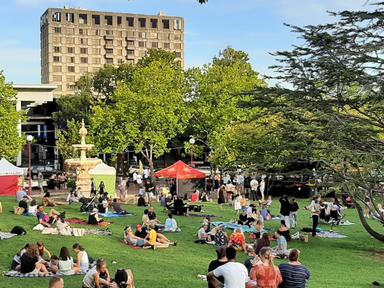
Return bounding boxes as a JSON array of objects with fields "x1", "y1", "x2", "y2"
[
  {"x1": 87, "y1": 208, "x2": 104, "y2": 225},
  {"x1": 124, "y1": 226, "x2": 151, "y2": 248}
]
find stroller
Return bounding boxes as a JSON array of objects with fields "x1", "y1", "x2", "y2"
[{"x1": 80, "y1": 194, "x2": 98, "y2": 213}]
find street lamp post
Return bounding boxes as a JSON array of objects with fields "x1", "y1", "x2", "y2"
[
  {"x1": 189, "y1": 137, "x2": 195, "y2": 166},
  {"x1": 26, "y1": 135, "x2": 34, "y2": 196}
]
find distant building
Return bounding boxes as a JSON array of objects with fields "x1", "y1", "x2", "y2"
[
  {"x1": 13, "y1": 84, "x2": 59, "y2": 170},
  {"x1": 40, "y1": 7, "x2": 185, "y2": 96}
]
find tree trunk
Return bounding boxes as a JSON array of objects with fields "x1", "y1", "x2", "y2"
[{"x1": 355, "y1": 201, "x2": 384, "y2": 242}]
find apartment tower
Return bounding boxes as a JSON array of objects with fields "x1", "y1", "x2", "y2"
[{"x1": 40, "y1": 8, "x2": 184, "y2": 96}]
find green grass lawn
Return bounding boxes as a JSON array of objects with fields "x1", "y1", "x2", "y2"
[{"x1": 0, "y1": 196, "x2": 383, "y2": 288}]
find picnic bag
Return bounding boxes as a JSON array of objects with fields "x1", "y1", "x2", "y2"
[{"x1": 10, "y1": 226, "x2": 26, "y2": 235}]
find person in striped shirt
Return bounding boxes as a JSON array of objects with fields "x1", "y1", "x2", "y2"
[{"x1": 278, "y1": 249, "x2": 310, "y2": 288}]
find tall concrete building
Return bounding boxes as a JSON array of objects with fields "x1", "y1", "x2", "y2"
[{"x1": 40, "y1": 7, "x2": 184, "y2": 96}]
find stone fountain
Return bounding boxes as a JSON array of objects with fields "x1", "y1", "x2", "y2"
[{"x1": 65, "y1": 120, "x2": 102, "y2": 197}]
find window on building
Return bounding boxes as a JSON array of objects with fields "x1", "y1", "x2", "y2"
[
  {"x1": 163, "y1": 42, "x2": 170, "y2": 49},
  {"x1": 127, "y1": 31, "x2": 135, "y2": 37},
  {"x1": 175, "y1": 52, "x2": 182, "y2": 58},
  {"x1": 67, "y1": 84, "x2": 75, "y2": 90},
  {"x1": 117, "y1": 39, "x2": 123, "y2": 46},
  {"x1": 117, "y1": 49, "x2": 122, "y2": 56},
  {"x1": 92, "y1": 39, "x2": 101, "y2": 45},
  {"x1": 118, "y1": 59, "x2": 124, "y2": 65},
  {"x1": 127, "y1": 40, "x2": 134, "y2": 46},
  {"x1": 105, "y1": 48, "x2": 113, "y2": 54},
  {"x1": 54, "y1": 27, "x2": 61, "y2": 34},
  {"x1": 105, "y1": 15, "x2": 113, "y2": 25},
  {"x1": 138, "y1": 41, "x2": 145, "y2": 48},
  {"x1": 117, "y1": 16, "x2": 122, "y2": 26},
  {"x1": 67, "y1": 75, "x2": 75, "y2": 82},
  {"x1": 80, "y1": 47, "x2": 87, "y2": 54},
  {"x1": 80, "y1": 67, "x2": 88, "y2": 73},
  {"x1": 127, "y1": 17, "x2": 134, "y2": 27},
  {"x1": 80, "y1": 38, "x2": 87, "y2": 45},
  {"x1": 93, "y1": 48, "x2": 101, "y2": 54},
  {"x1": 106, "y1": 58, "x2": 113, "y2": 64},
  {"x1": 95, "y1": 29, "x2": 101, "y2": 36},
  {"x1": 66, "y1": 12, "x2": 74, "y2": 23},
  {"x1": 138, "y1": 32, "x2": 146, "y2": 39},
  {"x1": 53, "y1": 56, "x2": 61, "y2": 62},
  {"x1": 174, "y1": 19, "x2": 182, "y2": 30},
  {"x1": 127, "y1": 49, "x2": 134, "y2": 55},
  {"x1": 66, "y1": 28, "x2": 74, "y2": 34},
  {"x1": 80, "y1": 57, "x2": 88, "y2": 63},
  {"x1": 68, "y1": 66, "x2": 75, "y2": 72},
  {"x1": 79, "y1": 14, "x2": 88, "y2": 24},
  {"x1": 54, "y1": 46, "x2": 61, "y2": 53},
  {"x1": 117, "y1": 31, "x2": 123, "y2": 37},
  {"x1": 79, "y1": 28, "x2": 84, "y2": 35},
  {"x1": 174, "y1": 43, "x2": 182, "y2": 49},
  {"x1": 52, "y1": 12, "x2": 61, "y2": 22},
  {"x1": 174, "y1": 34, "x2": 182, "y2": 41},
  {"x1": 68, "y1": 56, "x2": 75, "y2": 63},
  {"x1": 126, "y1": 58, "x2": 135, "y2": 64},
  {"x1": 105, "y1": 30, "x2": 113, "y2": 35},
  {"x1": 151, "y1": 19, "x2": 158, "y2": 29},
  {"x1": 150, "y1": 32, "x2": 158, "y2": 39},
  {"x1": 105, "y1": 39, "x2": 113, "y2": 45},
  {"x1": 162, "y1": 19, "x2": 170, "y2": 29},
  {"x1": 151, "y1": 42, "x2": 158, "y2": 48},
  {"x1": 139, "y1": 18, "x2": 146, "y2": 28},
  {"x1": 92, "y1": 15, "x2": 100, "y2": 25},
  {"x1": 53, "y1": 65, "x2": 62, "y2": 72},
  {"x1": 67, "y1": 47, "x2": 74, "y2": 53},
  {"x1": 53, "y1": 75, "x2": 62, "y2": 81},
  {"x1": 93, "y1": 57, "x2": 101, "y2": 64},
  {"x1": 66, "y1": 37, "x2": 74, "y2": 44}
]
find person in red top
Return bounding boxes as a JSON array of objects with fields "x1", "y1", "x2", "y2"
[
  {"x1": 229, "y1": 228, "x2": 247, "y2": 252},
  {"x1": 249, "y1": 247, "x2": 282, "y2": 288},
  {"x1": 191, "y1": 190, "x2": 200, "y2": 202}
]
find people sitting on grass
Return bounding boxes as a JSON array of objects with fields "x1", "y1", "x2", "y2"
[
  {"x1": 196, "y1": 223, "x2": 211, "y2": 244},
  {"x1": 82, "y1": 258, "x2": 112, "y2": 288},
  {"x1": 238, "y1": 211, "x2": 248, "y2": 225},
  {"x1": 27, "y1": 199, "x2": 38, "y2": 216},
  {"x1": 37, "y1": 241, "x2": 52, "y2": 260},
  {"x1": 252, "y1": 220, "x2": 265, "y2": 235},
  {"x1": 16, "y1": 195, "x2": 29, "y2": 215},
  {"x1": 49, "y1": 255, "x2": 59, "y2": 274},
  {"x1": 113, "y1": 268, "x2": 135, "y2": 288},
  {"x1": 72, "y1": 243, "x2": 90, "y2": 272},
  {"x1": 134, "y1": 224, "x2": 148, "y2": 239},
  {"x1": 191, "y1": 190, "x2": 200, "y2": 202},
  {"x1": 58, "y1": 246, "x2": 80, "y2": 275},
  {"x1": 273, "y1": 232, "x2": 289, "y2": 259},
  {"x1": 66, "y1": 188, "x2": 81, "y2": 205},
  {"x1": 244, "y1": 245, "x2": 261, "y2": 274},
  {"x1": 207, "y1": 246, "x2": 228, "y2": 288},
  {"x1": 207, "y1": 246, "x2": 249, "y2": 288},
  {"x1": 200, "y1": 191, "x2": 209, "y2": 202},
  {"x1": 255, "y1": 233, "x2": 271, "y2": 256},
  {"x1": 19, "y1": 243, "x2": 49, "y2": 275},
  {"x1": 56, "y1": 214, "x2": 73, "y2": 236},
  {"x1": 249, "y1": 247, "x2": 282, "y2": 288},
  {"x1": 123, "y1": 226, "x2": 151, "y2": 248},
  {"x1": 36, "y1": 205, "x2": 60, "y2": 227},
  {"x1": 146, "y1": 224, "x2": 176, "y2": 249},
  {"x1": 172, "y1": 196, "x2": 189, "y2": 215},
  {"x1": 228, "y1": 228, "x2": 247, "y2": 252},
  {"x1": 277, "y1": 220, "x2": 291, "y2": 241},
  {"x1": 164, "y1": 213, "x2": 181, "y2": 232},
  {"x1": 214, "y1": 225, "x2": 229, "y2": 247},
  {"x1": 260, "y1": 205, "x2": 272, "y2": 221},
  {"x1": 42, "y1": 190, "x2": 57, "y2": 207},
  {"x1": 112, "y1": 198, "x2": 129, "y2": 214},
  {"x1": 88, "y1": 208, "x2": 104, "y2": 225},
  {"x1": 278, "y1": 249, "x2": 311, "y2": 288},
  {"x1": 16, "y1": 188, "x2": 32, "y2": 202},
  {"x1": 11, "y1": 244, "x2": 29, "y2": 270}
]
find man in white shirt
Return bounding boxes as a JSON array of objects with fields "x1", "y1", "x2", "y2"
[
  {"x1": 250, "y1": 177, "x2": 259, "y2": 201},
  {"x1": 207, "y1": 246, "x2": 249, "y2": 288}
]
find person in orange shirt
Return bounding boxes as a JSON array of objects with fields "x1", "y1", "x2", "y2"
[
  {"x1": 249, "y1": 247, "x2": 282, "y2": 288},
  {"x1": 228, "y1": 228, "x2": 247, "y2": 252}
]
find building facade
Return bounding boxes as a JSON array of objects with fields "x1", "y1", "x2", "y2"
[
  {"x1": 13, "y1": 84, "x2": 60, "y2": 170},
  {"x1": 40, "y1": 7, "x2": 185, "y2": 96}
]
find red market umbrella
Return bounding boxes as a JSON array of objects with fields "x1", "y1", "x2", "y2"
[{"x1": 154, "y1": 160, "x2": 206, "y2": 194}]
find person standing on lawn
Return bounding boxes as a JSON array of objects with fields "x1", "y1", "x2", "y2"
[
  {"x1": 311, "y1": 199, "x2": 321, "y2": 236},
  {"x1": 207, "y1": 246, "x2": 248, "y2": 288},
  {"x1": 279, "y1": 249, "x2": 310, "y2": 288}
]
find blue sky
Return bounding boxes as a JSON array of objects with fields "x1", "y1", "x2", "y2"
[{"x1": 0, "y1": 0, "x2": 372, "y2": 84}]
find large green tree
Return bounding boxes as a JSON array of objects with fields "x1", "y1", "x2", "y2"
[
  {"x1": 249, "y1": 5, "x2": 384, "y2": 241},
  {"x1": 187, "y1": 47, "x2": 266, "y2": 166},
  {"x1": 0, "y1": 72, "x2": 24, "y2": 160},
  {"x1": 91, "y1": 50, "x2": 189, "y2": 176}
]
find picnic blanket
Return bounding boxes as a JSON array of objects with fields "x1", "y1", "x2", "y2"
[
  {"x1": 339, "y1": 220, "x2": 354, "y2": 226},
  {"x1": 99, "y1": 212, "x2": 132, "y2": 218},
  {"x1": 39, "y1": 227, "x2": 111, "y2": 237},
  {"x1": 211, "y1": 222, "x2": 259, "y2": 233},
  {"x1": 0, "y1": 232, "x2": 18, "y2": 240},
  {"x1": 66, "y1": 218, "x2": 111, "y2": 227},
  {"x1": 317, "y1": 231, "x2": 347, "y2": 239},
  {"x1": 5, "y1": 270, "x2": 85, "y2": 278}
]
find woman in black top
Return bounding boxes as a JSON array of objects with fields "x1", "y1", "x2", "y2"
[
  {"x1": 20, "y1": 244, "x2": 48, "y2": 275},
  {"x1": 207, "y1": 246, "x2": 227, "y2": 288}
]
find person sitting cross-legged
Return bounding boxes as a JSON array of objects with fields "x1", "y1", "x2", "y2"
[{"x1": 164, "y1": 213, "x2": 181, "y2": 232}]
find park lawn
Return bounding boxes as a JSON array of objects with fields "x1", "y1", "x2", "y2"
[{"x1": 0, "y1": 196, "x2": 383, "y2": 288}]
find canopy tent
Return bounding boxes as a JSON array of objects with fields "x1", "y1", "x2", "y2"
[
  {"x1": 154, "y1": 160, "x2": 206, "y2": 195},
  {"x1": 89, "y1": 163, "x2": 116, "y2": 197},
  {"x1": 0, "y1": 158, "x2": 23, "y2": 197}
]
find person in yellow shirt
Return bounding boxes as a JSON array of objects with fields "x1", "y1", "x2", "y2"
[{"x1": 146, "y1": 226, "x2": 177, "y2": 249}]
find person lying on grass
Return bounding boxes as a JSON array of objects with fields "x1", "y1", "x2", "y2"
[
  {"x1": 82, "y1": 258, "x2": 112, "y2": 288},
  {"x1": 146, "y1": 224, "x2": 176, "y2": 249},
  {"x1": 72, "y1": 243, "x2": 90, "y2": 273},
  {"x1": 36, "y1": 205, "x2": 60, "y2": 227},
  {"x1": 123, "y1": 226, "x2": 151, "y2": 248}
]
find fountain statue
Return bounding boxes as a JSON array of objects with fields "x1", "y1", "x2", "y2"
[{"x1": 65, "y1": 120, "x2": 102, "y2": 197}]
